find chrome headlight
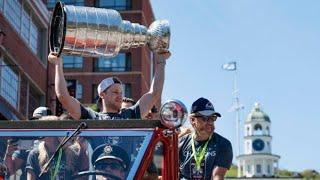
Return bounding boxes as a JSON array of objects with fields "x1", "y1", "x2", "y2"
[{"x1": 160, "y1": 99, "x2": 188, "y2": 129}]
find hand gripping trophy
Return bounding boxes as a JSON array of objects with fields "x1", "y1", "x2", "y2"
[{"x1": 49, "y1": 2, "x2": 170, "y2": 58}]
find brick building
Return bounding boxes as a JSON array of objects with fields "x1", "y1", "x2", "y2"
[
  {"x1": 0, "y1": 0, "x2": 54, "y2": 120},
  {"x1": 0, "y1": 0, "x2": 157, "y2": 120}
]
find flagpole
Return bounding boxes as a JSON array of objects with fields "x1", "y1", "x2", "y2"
[
  {"x1": 233, "y1": 69, "x2": 241, "y2": 157},
  {"x1": 222, "y1": 61, "x2": 243, "y2": 157}
]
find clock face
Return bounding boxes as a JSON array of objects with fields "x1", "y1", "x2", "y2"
[{"x1": 252, "y1": 139, "x2": 265, "y2": 151}]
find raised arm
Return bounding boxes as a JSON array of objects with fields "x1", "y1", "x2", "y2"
[
  {"x1": 137, "y1": 51, "x2": 171, "y2": 118},
  {"x1": 48, "y1": 53, "x2": 81, "y2": 120}
]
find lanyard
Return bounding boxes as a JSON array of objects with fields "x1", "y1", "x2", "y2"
[
  {"x1": 50, "y1": 149, "x2": 62, "y2": 180},
  {"x1": 191, "y1": 133, "x2": 213, "y2": 170}
]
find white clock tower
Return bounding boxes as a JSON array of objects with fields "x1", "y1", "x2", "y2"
[{"x1": 237, "y1": 103, "x2": 280, "y2": 178}]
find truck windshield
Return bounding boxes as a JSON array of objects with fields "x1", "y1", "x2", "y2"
[{"x1": 0, "y1": 120, "x2": 158, "y2": 180}]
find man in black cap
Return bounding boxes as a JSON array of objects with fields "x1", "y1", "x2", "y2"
[
  {"x1": 179, "y1": 97, "x2": 233, "y2": 180},
  {"x1": 91, "y1": 144, "x2": 130, "y2": 180}
]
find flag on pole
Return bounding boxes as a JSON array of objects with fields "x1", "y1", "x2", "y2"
[{"x1": 222, "y1": 61, "x2": 236, "y2": 71}]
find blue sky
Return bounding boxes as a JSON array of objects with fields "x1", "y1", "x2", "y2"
[{"x1": 151, "y1": 0, "x2": 320, "y2": 172}]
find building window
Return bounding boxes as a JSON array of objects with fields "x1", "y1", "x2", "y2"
[
  {"x1": 47, "y1": 0, "x2": 85, "y2": 9},
  {"x1": 253, "y1": 124, "x2": 263, "y2": 135},
  {"x1": 94, "y1": 53, "x2": 131, "y2": 72},
  {"x1": 256, "y1": 164, "x2": 262, "y2": 173},
  {"x1": 76, "y1": 81, "x2": 83, "y2": 100},
  {"x1": 0, "y1": 60, "x2": 19, "y2": 108},
  {"x1": 21, "y1": 7, "x2": 30, "y2": 43},
  {"x1": 2, "y1": 0, "x2": 42, "y2": 56},
  {"x1": 28, "y1": 86, "x2": 43, "y2": 118},
  {"x1": 63, "y1": 55, "x2": 83, "y2": 69},
  {"x1": 30, "y1": 19, "x2": 39, "y2": 54},
  {"x1": 92, "y1": 84, "x2": 98, "y2": 103},
  {"x1": 122, "y1": 83, "x2": 131, "y2": 98},
  {"x1": 267, "y1": 165, "x2": 271, "y2": 174},
  {"x1": 266, "y1": 126, "x2": 270, "y2": 135},
  {"x1": 66, "y1": 79, "x2": 82, "y2": 100},
  {"x1": 4, "y1": 0, "x2": 21, "y2": 32},
  {"x1": 97, "y1": 0, "x2": 132, "y2": 11},
  {"x1": 19, "y1": 77, "x2": 28, "y2": 117},
  {"x1": 247, "y1": 165, "x2": 251, "y2": 174}
]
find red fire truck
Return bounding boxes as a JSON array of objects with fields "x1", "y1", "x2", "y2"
[{"x1": 0, "y1": 100, "x2": 187, "y2": 180}]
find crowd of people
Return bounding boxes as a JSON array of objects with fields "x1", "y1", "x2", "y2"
[{"x1": 0, "y1": 50, "x2": 233, "y2": 180}]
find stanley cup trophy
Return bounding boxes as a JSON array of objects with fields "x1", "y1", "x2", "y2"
[{"x1": 49, "y1": 2, "x2": 170, "y2": 58}]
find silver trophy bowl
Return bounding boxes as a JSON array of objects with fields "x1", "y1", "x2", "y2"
[{"x1": 49, "y1": 2, "x2": 170, "y2": 58}]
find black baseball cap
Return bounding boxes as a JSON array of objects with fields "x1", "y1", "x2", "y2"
[
  {"x1": 191, "y1": 97, "x2": 221, "y2": 117},
  {"x1": 92, "y1": 144, "x2": 130, "y2": 171}
]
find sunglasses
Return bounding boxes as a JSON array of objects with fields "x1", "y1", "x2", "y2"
[
  {"x1": 95, "y1": 161, "x2": 125, "y2": 171},
  {"x1": 193, "y1": 115, "x2": 217, "y2": 122}
]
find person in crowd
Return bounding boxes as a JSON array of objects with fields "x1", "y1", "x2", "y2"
[
  {"x1": 48, "y1": 50, "x2": 170, "y2": 121},
  {"x1": 0, "y1": 139, "x2": 7, "y2": 160},
  {"x1": 91, "y1": 144, "x2": 130, "y2": 180},
  {"x1": 0, "y1": 161, "x2": 7, "y2": 179},
  {"x1": 2, "y1": 139, "x2": 13, "y2": 179},
  {"x1": 3, "y1": 107, "x2": 53, "y2": 179},
  {"x1": 144, "y1": 105, "x2": 159, "y2": 120},
  {"x1": 179, "y1": 97, "x2": 233, "y2": 180},
  {"x1": 60, "y1": 112, "x2": 92, "y2": 176},
  {"x1": 121, "y1": 97, "x2": 136, "y2": 109},
  {"x1": 30, "y1": 107, "x2": 53, "y2": 120},
  {"x1": 178, "y1": 126, "x2": 192, "y2": 138},
  {"x1": 0, "y1": 140, "x2": 7, "y2": 179},
  {"x1": 26, "y1": 115, "x2": 87, "y2": 180},
  {"x1": 3, "y1": 139, "x2": 20, "y2": 178}
]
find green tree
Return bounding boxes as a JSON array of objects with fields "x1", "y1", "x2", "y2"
[
  {"x1": 88, "y1": 104, "x2": 99, "y2": 111},
  {"x1": 278, "y1": 169, "x2": 294, "y2": 177},
  {"x1": 225, "y1": 164, "x2": 238, "y2": 178},
  {"x1": 301, "y1": 169, "x2": 319, "y2": 179}
]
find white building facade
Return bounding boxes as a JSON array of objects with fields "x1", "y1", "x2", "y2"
[{"x1": 237, "y1": 103, "x2": 280, "y2": 178}]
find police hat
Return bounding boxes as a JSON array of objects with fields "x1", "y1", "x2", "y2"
[{"x1": 91, "y1": 144, "x2": 130, "y2": 170}]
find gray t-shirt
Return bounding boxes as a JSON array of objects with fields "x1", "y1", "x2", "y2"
[
  {"x1": 26, "y1": 149, "x2": 73, "y2": 180},
  {"x1": 179, "y1": 132, "x2": 233, "y2": 180}
]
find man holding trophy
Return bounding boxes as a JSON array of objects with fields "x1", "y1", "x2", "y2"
[{"x1": 48, "y1": 2, "x2": 171, "y2": 121}]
